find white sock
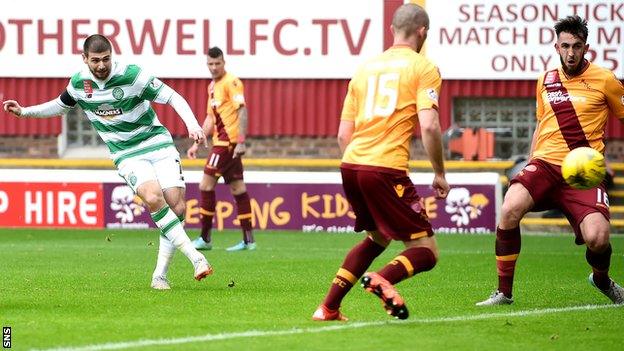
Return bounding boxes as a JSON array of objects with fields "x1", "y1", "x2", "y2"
[
  {"x1": 151, "y1": 206, "x2": 203, "y2": 263},
  {"x1": 152, "y1": 236, "x2": 175, "y2": 278}
]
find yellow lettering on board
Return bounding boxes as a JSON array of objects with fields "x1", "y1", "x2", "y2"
[
  {"x1": 185, "y1": 199, "x2": 200, "y2": 224},
  {"x1": 301, "y1": 192, "x2": 321, "y2": 218}
]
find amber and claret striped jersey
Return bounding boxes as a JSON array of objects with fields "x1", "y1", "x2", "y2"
[
  {"x1": 207, "y1": 72, "x2": 245, "y2": 146},
  {"x1": 532, "y1": 62, "x2": 624, "y2": 165},
  {"x1": 340, "y1": 45, "x2": 442, "y2": 172}
]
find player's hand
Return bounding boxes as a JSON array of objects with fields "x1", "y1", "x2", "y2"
[
  {"x1": 3, "y1": 100, "x2": 23, "y2": 116},
  {"x1": 233, "y1": 143, "x2": 246, "y2": 158},
  {"x1": 189, "y1": 128, "x2": 207, "y2": 147},
  {"x1": 432, "y1": 173, "x2": 450, "y2": 199},
  {"x1": 187, "y1": 142, "x2": 199, "y2": 159}
]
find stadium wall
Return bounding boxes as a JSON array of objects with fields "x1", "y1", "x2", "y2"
[{"x1": 3, "y1": 78, "x2": 624, "y2": 160}]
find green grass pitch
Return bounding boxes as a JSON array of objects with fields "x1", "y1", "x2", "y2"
[{"x1": 1, "y1": 229, "x2": 623, "y2": 350}]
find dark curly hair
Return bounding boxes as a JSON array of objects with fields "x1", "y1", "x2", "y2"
[{"x1": 554, "y1": 15, "x2": 588, "y2": 42}]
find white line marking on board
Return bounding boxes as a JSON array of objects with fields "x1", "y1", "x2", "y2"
[{"x1": 33, "y1": 303, "x2": 622, "y2": 351}]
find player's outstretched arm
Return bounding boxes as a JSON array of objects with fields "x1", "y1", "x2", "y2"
[
  {"x1": 167, "y1": 91, "x2": 207, "y2": 146},
  {"x1": 4, "y1": 96, "x2": 71, "y2": 118},
  {"x1": 3, "y1": 100, "x2": 23, "y2": 116},
  {"x1": 418, "y1": 108, "x2": 449, "y2": 199}
]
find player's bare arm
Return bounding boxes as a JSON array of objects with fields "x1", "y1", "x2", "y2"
[
  {"x1": 165, "y1": 90, "x2": 206, "y2": 146},
  {"x1": 233, "y1": 106, "x2": 248, "y2": 158},
  {"x1": 3, "y1": 100, "x2": 23, "y2": 116},
  {"x1": 418, "y1": 108, "x2": 449, "y2": 199},
  {"x1": 337, "y1": 120, "x2": 355, "y2": 154},
  {"x1": 187, "y1": 114, "x2": 214, "y2": 159}
]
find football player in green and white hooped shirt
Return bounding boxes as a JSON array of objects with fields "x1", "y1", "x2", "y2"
[{"x1": 3, "y1": 34, "x2": 212, "y2": 290}]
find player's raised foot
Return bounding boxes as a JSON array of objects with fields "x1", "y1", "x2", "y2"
[
  {"x1": 588, "y1": 273, "x2": 624, "y2": 304},
  {"x1": 150, "y1": 275, "x2": 171, "y2": 290},
  {"x1": 475, "y1": 290, "x2": 514, "y2": 306},
  {"x1": 360, "y1": 272, "x2": 408, "y2": 320},
  {"x1": 312, "y1": 305, "x2": 348, "y2": 321},
  {"x1": 192, "y1": 236, "x2": 213, "y2": 250},
  {"x1": 193, "y1": 256, "x2": 213, "y2": 281},
  {"x1": 226, "y1": 241, "x2": 257, "y2": 252}
]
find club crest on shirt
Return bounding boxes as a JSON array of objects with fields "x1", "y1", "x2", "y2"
[
  {"x1": 394, "y1": 184, "x2": 405, "y2": 197},
  {"x1": 112, "y1": 87, "x2": 124, "y2": 100}
]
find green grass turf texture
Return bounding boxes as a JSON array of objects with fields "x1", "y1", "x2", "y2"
[{"x1": 1, "y1": 229, "x2": 623, "y2": 350}]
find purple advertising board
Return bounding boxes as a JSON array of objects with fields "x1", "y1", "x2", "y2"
[{"x1": 104, "y1": 181, "x2": 497, "y2": 233}]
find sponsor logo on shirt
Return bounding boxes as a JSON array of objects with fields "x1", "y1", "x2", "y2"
[
  {"x1": 545, "y1": 83, "x2": 561, "y2": 89},
  {"x1": 546, "y1": 91, "x2": 586, "y2": 104},
  {"x1": 94, "y1": 103, "x2": 122, "y2": 118}
]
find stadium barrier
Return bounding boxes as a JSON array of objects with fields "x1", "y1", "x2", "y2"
[{"x1": 0, "y1": 169, "x2": 501, "y2": 233}]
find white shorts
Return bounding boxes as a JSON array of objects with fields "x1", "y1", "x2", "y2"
[{"x1": 117, "y1": 147, "x2": 185, "y2": 193}]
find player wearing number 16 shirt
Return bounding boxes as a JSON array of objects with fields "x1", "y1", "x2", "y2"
[
  {"x1": 312, "y1": 3, "x2": 450, "y2": 321},
  {"x1": 477, "y1": 16, "x2": 624, "y2": 306}
]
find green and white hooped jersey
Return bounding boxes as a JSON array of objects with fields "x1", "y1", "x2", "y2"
[{"x1": 65, "y1": 62, "x2": 175, "y2": 166}]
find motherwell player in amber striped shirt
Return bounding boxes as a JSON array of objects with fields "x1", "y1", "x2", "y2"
[
  {"x1": 187, "y1": 47, "x2": 255, "y2": 252},
  {"x1": 477, "y1": 16, "x2": 624, "y2": 306},
  {"x1": 313, "y1": 3, "x2": 450, "y2": 321}
]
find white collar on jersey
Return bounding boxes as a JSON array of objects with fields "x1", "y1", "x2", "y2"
[{"x1": 82, "y1": 61, "x2": 125, "y2": 88}]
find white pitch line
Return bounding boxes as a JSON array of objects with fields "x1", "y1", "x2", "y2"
[{"x1": 33, "y1": 303, "x2": 622, "y2": 351}]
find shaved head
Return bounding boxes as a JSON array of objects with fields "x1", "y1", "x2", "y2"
[{"x1": 392, "y1": 3, "x2": 429, "y2": 37}]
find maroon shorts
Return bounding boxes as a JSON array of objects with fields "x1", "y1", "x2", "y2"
[
  {"x1": 203, "y1": 145, "x2": 244, "y2": 183},
  {"x1": 340, "y1": 164, "x2": 433, "y2": 242},
  {"x1": 511, "y1": 158, "x2": 610, "y2": 244}
]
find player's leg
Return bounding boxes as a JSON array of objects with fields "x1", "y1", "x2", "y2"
[
  {"x1": 313, "y1": 232, "x2": 389, "y2": 321},
  {"x1": 362, "y1": 235, "x2": 437, "y2": 320},
  {"x1": 123, "y1": 152, "x2": 212, "y2": 283},
  {"x1": 565, "y1": 185, "x2": 623, "y2": 304},
  {"x1": 194, "y1": 173, "x2": 218, "y2": 250},
  {"x1": 134, "y1": 180, "x2": 209, "y2": 281},
  {"x1": 478, "y1": 160, "x2": 563, "y2": 305},
  {"x1": 580, "y1": 213, "x2": 623, "y2": 302},
  {"x1": 476, "y1": 182, "x2": 533, "y2": 305},
  {"x1": 217, "y1": 151, "x2": 254, "y2": 251},
  {"x1": 226, "y1": 179, "x2": 256, "y2": 251},
  {"x1": 313, "y1": 167, "x2": 387, "y2": 321},
  {"x1": 353, "y1": 170, "x2": 432, "y2": 319},
  {"x1": 150, "y1": 186, "x2": 187, "y2": 289}
]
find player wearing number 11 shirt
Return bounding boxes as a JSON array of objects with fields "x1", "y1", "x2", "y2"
[{"x1": 312, "y1": 3, "x2": 450, "y2": 321}]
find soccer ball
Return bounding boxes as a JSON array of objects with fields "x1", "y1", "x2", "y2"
[{"x1": 561, "y1": 147, "x2": 606, "y2": 190}]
